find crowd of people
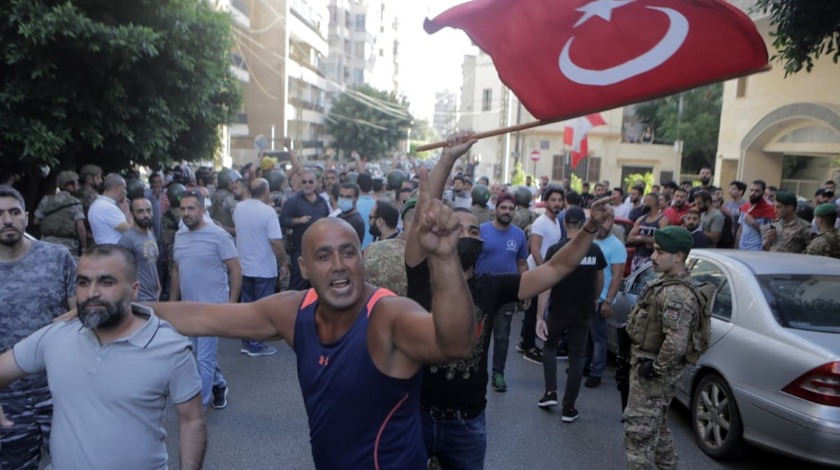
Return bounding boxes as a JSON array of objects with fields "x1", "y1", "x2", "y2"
[{"x1": 1, "y1": 134, "x2": 839, "y2": 469}]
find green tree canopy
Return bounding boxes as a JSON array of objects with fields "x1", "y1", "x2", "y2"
[
  {"x1": 753, "y1": 0, "x2": 840, "y2": 75},
  {"x1": 634, "y1": 84, "x2": 723, "y2": 174},
  {"x1": 326, "y1": 84, "x2": 412, "y2": 160},
  {"x1": 0, "y1": 0, "x2": 240, "y2": 175}
]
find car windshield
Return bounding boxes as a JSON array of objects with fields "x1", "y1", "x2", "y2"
[{"x1": 757, "y1": 274, "x2": 840, "y2": 333}]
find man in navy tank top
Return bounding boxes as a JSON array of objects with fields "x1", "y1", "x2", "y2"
[{"x1": 142, "y1": 142, "x2": 479, "y2": 469}]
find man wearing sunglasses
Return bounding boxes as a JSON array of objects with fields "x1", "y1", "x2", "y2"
[{"x1": 280, "y1": 169, "x2": 330, "y2": 290}]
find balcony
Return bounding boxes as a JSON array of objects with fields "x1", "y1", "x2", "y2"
[
  {"x1": 229, "y1": 53, "x2": 249, "y2": 82},
  {"x1": 222, "y1": 0, "x2": 250, "y2": 29}
]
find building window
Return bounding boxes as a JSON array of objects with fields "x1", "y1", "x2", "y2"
[
  {"x1": 540, "y1": 140, "x2": 550, "y2": 150},
  {"x1": 344, "y1": 10, "x2": 352, "y2": 29},
  {"x1": 552, "y1": 154, "x2": 565, "y2": 181},
  {"x1": 354, "y1": 41, "x2": 365, "y2": 58},
  {"x1": 481, "y1": 88, "x2": 492, "y2": 111},
  {"x1": 344, "y1": 39, "x2": 351, "y2": 55},
  {"x1": 355, "y1": 14, "x2": 366, "y2": 31},
  {"x1": 353, "y1": 68, "x2": 364, "y2": 84}
]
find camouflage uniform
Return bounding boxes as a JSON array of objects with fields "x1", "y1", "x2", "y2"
[
  {"x1": 0, "y1": 241, "x2": 76, "y2": 469},
  {"x1": 763, "y1": 217, "x2": 812, "y2": 253},
  {"x1": 210, "y1": 188, "x2": 236, "y2": 231},
  {"x1": 624, "y1": 272, "x2": 700, "y2": 470},
  {"x1": 34, "y1": 190, "x2": 85, "y2": 257},
  {"x1": 806, "y1": 228, "x2": 840, "y2": 259},
  {"x1": 471, "y1": 204, "x2": 495, "y2": 225},
  {"x1": 512, "y1": 206, "x2": 538, "y2": 234},
  {"x1": 78, "y1": 187, "x2": 99, "y2": 215},
  {"x1": 363, "y1": 237, "x2": 407, "y2": 297},
  {"x1": 159, "y1": 208, "x2": 181, "y2": 272}
]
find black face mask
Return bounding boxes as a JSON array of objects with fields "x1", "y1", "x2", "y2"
[{"x1": 457, "y1": 237, "x2": 484, "y2": 271}]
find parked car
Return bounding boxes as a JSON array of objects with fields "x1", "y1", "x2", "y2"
[{"x1": 607, "y1": 250, "x2": 840, "y2": 466}]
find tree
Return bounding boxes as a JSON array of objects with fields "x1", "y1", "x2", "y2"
[
  {"x1": 326, "y1": 84, "x2": 412, "y2": 160},
  {"x1": 0, "y1": 0, "x2": 240, "y2": 177},
  {"x1": 752, "y1": 1, "x2": 840, "y2": 75},
  {"x1": 634, "y1": 83, "x2": 723, "y2": 174}
]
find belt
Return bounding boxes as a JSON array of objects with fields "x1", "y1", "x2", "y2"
[{"x1": 421, "y1": 405, "x2": 482, "y2": 421}]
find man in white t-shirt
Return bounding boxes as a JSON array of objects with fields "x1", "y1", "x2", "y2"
[
  {"x1": 88, "y1": 173, "x2": 130, "y2": 244},
  {"x1": 232, "y1": 179, "x2": 287, "y2": 357},
  {"x1": 519, "y1": 186, "x2": 565, "y2": 363}
]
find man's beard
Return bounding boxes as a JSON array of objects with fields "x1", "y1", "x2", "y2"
[
  {"x1": 685, "y1": 224, "x2": 699, "y2": 232},
  {"x1": 78, "y1": 297, "x2": 131, "y2": 330},
  {"x1": 749, "y1": 194, "x2": 763, "y2": 204},
  {"x1": 496, "y1": 214, "x2": 512, "y2": 226},
  {"x1": 134, "y1": 218, "x2": 153, "y2": 229},
  {"x1": 0, "y1": 226, "x2": 23, "y2": 247},
  {"x1": 701, "y1": 177, "x2": 711, "y2": 185}
]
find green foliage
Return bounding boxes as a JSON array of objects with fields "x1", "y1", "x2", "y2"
[
  {"x1": 410, "y1": 119, "x2": 439, "y2": 143},
  {"x1": 326, "y1": 84, "x2": 412, "y2": 160},
  {"x1": 634, "y1": 84, "x2": 722, "y2": 173},
  {"x1": 0, "y1": 0, "x2": 240, "y2": 173},
  {"x1": 570, "y1": 174, "x2": 583, "y2": 193},
  {"x1": 511, "y1": 161, "x2": 526, "y2": 185},
  {"x1": 752, "y1": 0, "x2": 840, "y2": 75},
  {"x1": 623, "y1": 172, "x2": 655, "y2": 195}
]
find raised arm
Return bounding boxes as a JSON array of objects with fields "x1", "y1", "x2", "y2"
[{"x1": 518, "y1": 198, "x2": 610, "y2": 299}]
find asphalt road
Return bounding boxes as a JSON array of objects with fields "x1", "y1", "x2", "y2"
[{"x1": 164, "y1": 314, "x2": 833, "y2": 469}]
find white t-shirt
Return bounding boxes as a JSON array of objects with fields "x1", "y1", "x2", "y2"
[
  {"x1": 526, "y1": 214, "x2": 563, "y2": 269},
  {"x1": 613, "y1": 202, "x2": 632, "y2": 220},
  {"x1": 88, "y1": 196, "x2": 127, "y2": 245},
  {"x1": 233, "y1": 199, "x2": 284, "y2": 278}
]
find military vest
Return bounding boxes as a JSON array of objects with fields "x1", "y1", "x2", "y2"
[{"x1": 39, "y1": 194, "x2": 82, "y2": 238}]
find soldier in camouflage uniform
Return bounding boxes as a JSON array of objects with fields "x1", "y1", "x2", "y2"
[
  {"x1": 762, "y1": 190, "x2": 813, "y2": 253},
  {"x1": 363, "y1": 199, "x2": 415, "y2": 297},
  {"x1": 0, "y1": 185, "x2": 77, "y2": 469},
  {"x1": 624, "y1": 226, "x2": 700, "y2": 470},
  {"x1": 511, "y1": 186, "x2": 538, "y2": 234},
  {"x1": 159, "y1": 184, "x2": 186, "y2": 301},
  {"x1": 806, "y1": 203, "x2": 840, "y2": 259},
  {"x1": 211, "y1": 168, "x2": 242, "y2": 236},
  {"x1": 77, "y1": 164, "x2": 103, "y2": 214},
  {"x1": 33, "y1": 171, "x2": 87, "y2": 257},
  {"x1": 470, "y1": 184, "x2": 495, "y2": 225}
]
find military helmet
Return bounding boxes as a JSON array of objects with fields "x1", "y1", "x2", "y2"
[
  {"x1": 126, "y1": 178, "x2": 146, "y2": 200},
  {"x1": 266, "y1": 170, "x2": 288, "y2": 192},
  {"x1": 344, "y1": 172, "x2": 359, "y2": 184},
  {"x1": 513, "y1": 186, "x2": 533, "y2": 207},
  {"x1": 796, "y1": 200, "x2": 814, "y2": 223},
  {"x1": 217, "y1": 168, "x2": 242, "y2": 190},
  {"x1": 166, "y1": 183, "x2": 187, "y2": 207},
  {"x1": 471, "y1": 184, "x2": 491, "y2": 206},
  {"x1": 386, "y1": 169, "x2": 407, "y2": 191},
  {"x1": 79, "y1": 164, "x2": 103, "y2": 180},
  {"x1": 56, "y1": 171, "x2": 79, "y2": 189}
]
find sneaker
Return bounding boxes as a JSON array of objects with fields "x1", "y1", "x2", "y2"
[
  {"x1": 523, "y1": 348, "x2": 543, "y2": 364},
  {"x1": 492, "y1": 372, "x2": 507, "y2": 392},
  {"x1": 240, "y1": 345, "x2": 278, "y2": 357},
  {"x1": 515, "y1": 342, "x2": 527, "y2": 353},
  {"x1": 538, "y1": 391, "x2": 558, "y2": 408},
  {"x1": 584, "y1": 376, "x2": 601, "y2": 388},
  {"x1": 212, "y1": 385, "x2": 229, "y2": 409},
  {"x1": 561, "y1": 406, "x2": 580, "y2": 423}
]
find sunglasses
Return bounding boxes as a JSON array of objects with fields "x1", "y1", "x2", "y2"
[{"x1": 301, "y1": 180, "x2": 315, "y2": 184}]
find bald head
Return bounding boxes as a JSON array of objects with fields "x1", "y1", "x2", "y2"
[
  {"x1": 250, "y1": 178, "x2": 269, "y2": 200},
  {"x1": 302, "y1": 217, "x2": 361, "y2": 255}
]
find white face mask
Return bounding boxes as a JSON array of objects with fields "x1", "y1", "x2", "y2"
[
  {"x1": 204, "y1": 198, "x2": 212, "y2": 209},
  {"x1": 338, "y1": 197, "x2": 354, "y2": 212}
]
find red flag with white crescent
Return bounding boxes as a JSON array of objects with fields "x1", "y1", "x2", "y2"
[{"x1": 425, "y1": 0, "x2": 768, "y2": 121}]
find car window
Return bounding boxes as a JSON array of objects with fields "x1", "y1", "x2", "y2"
[
  {"x1": 628, "y1": 266, "x2": 657, "y2": 295},
  {"x1": 690, "y1": 260, "x2": 731, "y2": 321},
  {"x1": 757, "y1": 274, "x2": 840, "y2": 333}
]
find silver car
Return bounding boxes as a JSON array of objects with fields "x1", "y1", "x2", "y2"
[{"x1": 607, "y1": 250, "x2": 840, "y2": 466}]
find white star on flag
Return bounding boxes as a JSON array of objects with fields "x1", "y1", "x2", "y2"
[{"x1": 573, "y1": 0, "x2": 635, "y2": 28}]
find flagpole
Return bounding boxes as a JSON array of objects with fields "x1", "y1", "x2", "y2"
[{"x1": 416, "y1": 117, "x2": 565, "y2": 152}]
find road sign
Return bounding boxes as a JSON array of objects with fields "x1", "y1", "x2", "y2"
[{"x1": 530, "y1": 150, "x2": 541, "y2": 162}]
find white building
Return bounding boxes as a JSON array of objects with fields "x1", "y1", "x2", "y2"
[{"x1": 433, "y1": 90, "x2": 458, "y2": 140}]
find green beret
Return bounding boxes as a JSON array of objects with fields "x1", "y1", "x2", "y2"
[
  {"x1": 401, "y1": 197, "x2": 417, "y2": 220},
  {"x1": 775, "y1": 190, "x2": 797, "y2": 206},
  {"x1": 654, "y1": 226, "x2": 693, "y2": 254},
  {"x1": 814, "y1": 203, "x2": 837, "y2": 218}
]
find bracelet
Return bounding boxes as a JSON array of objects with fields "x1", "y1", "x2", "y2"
[{"x1": 583, "y1": 224, "x2": 598, "y2": 234}]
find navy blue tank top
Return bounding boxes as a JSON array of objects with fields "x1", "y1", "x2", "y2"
[{"x1": 294, "y1": 288, "x2": 426, "y2": 470}]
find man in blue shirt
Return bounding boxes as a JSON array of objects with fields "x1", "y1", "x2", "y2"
[
  {"x1": 280, "y1": 169, "x2": 330, "y2": 290},
  {"x1": 474, "y1": 192, "x2": 528, "y2": 392}
]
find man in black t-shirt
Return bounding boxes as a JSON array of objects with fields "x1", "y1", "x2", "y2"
[
  {"x1": 536, "y1": 206, "x2": 606, "y2": 423},
  {"x1": 405, "y1": 132, "x2": 613, "y2": 469}
]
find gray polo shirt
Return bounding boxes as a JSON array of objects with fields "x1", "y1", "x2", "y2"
[
  {"x1": 118, "y1": 228, "x2": 160, "y2": 301},
  {"x1": 174, "y1": 223, "x2": 238, "y2": 303},
  {"x1": 13, "y1": 305, "x2": 200, "y2": 470}
]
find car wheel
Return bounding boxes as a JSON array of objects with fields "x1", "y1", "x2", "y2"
[{"x1": 692, "y1": 374, "x2": 745, "y2": 460}]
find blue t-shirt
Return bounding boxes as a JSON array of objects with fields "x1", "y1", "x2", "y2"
[
  {"x1": 356, "y1": 195, "x2": 376, "y2": 249},
  {"x1": 594, "y1": 234, "x2": 628, "y2": 301},
  {"x1": 475, "y1": 222, "x2": 528, "y2": 275}
]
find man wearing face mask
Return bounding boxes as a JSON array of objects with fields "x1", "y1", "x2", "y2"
[
  {"x1": 405, "y1": 133, "x2": 613, "y2": 468},
  {"x1": 0, "y1": 244, "x2": 206, "y2": 470},
  {"x1": 333, "y1": 183, "x2": 366, "y2": 245}
]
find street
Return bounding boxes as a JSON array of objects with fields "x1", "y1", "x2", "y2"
[{"x1": 164, "y1": 315, "x2": 832, "y2": 469}]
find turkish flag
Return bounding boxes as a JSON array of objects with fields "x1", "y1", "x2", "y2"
[
  {"x1": 425, "y1": 0, "x2": 768, "y2": 121},
  {"x1": 564, "y1": 113, "x2": 606, "y2": 168}
]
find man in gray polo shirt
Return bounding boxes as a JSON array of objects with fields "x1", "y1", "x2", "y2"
[
  {"x1": 118, "y1": 197, "x2": 160, "y2": 301},
  {"x1": 0, "y1": 244, "x2": 205, "y2": 470}
]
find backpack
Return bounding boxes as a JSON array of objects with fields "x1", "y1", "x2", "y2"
[{"x1": 661, "y1": 278, "x2": 716, "y2": 364}]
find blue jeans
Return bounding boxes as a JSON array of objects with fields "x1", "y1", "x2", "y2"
[
  {"x1": 190, "y1": 336, "x2": 226, "y2": 407},
  {"x1": 422, "y1": 410, "x2": 486, "y2": 470},
  {"x1": 492, "y1": 303, "x2": 517, "y2": 373},
  {"x1": 588, "y1": 301, "x2": 608, "y2": 378},
  {"x1": 240, "y1": 276, "x2": 277, "y2": 350}
]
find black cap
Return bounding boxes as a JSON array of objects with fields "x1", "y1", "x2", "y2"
[{"x1": 565, "y1": 206, "x2": 586, "y2": 224}]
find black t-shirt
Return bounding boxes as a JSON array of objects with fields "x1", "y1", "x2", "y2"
[
  {"x1": 544, "y1": 239, "x2": 607, "y2": 322},
  {"x1": 338, "y1": 211, "x2": 366, "y2": 245},
  {"x1": 405, "y1": 260, "x2": 520, "y2": 411}
]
